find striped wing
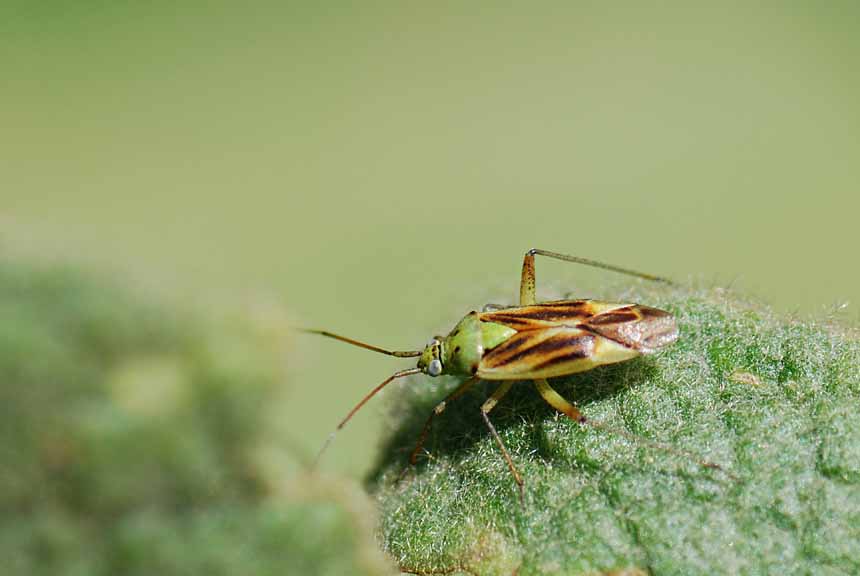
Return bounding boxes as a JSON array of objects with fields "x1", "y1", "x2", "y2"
[
  {"x1": 478, "y1": 326, "x2": 639, "y2": 380},
  {"x1": 477, "y1": 300, "x2": 678, "y2": 380},
  {"x1": 479, "y1": 299, "x2": 627, "y2": 330}
]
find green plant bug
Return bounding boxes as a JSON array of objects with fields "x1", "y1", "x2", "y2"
[{"x1": 305, "y1": 249, "x2": 726, "y2": 502}]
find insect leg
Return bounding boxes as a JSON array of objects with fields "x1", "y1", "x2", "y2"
[
  {"x1": 534, "y1": 378, "x2": 732, "y2": 478},
  {"x1": 479, "y1": 381, "x2": 525, "y2": 504},
  {"x1": 533, "y1": 378, "x2": 586, "y2": 422},
  {"x1": 519, "y1": 248, "x2": 676, "y2": 305},
  {"x1": 519, "y1": 251, "x2": 538, "y2": 305},
  {"x1": 409, "y1": 376, "x2": 480, "y2": 466}
]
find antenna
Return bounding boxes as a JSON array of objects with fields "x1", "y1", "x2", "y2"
[
  {"x1": 300, "y1": 328, "x2": 421, "y2": 357},
  {"x1": 313, "y1": 368, "x2": 422, "y2": 468}
]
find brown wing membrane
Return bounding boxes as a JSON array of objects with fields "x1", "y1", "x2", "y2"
[{"x1": 582, "y1": 305, "x2": 678, "y2": 354}]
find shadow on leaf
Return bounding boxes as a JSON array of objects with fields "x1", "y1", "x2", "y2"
[{"x1": 367, "y1": 356, "x2": 662, "y2": 487}]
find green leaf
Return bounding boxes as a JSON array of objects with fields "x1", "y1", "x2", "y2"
[
  {"x1": 373, "y1": 286, "x2": 860, "y2": 575},
  {"x1": 0, "y1": 261, "x2": 395, "y2": 576}
]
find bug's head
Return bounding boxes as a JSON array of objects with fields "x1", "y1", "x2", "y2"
[{"x1": 416, "y1": 336, "x2": 445, "y2": 377}]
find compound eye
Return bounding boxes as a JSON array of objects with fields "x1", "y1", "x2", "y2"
[{"x1": 427, "y1": 359, "x2": 442, "y2": 377}]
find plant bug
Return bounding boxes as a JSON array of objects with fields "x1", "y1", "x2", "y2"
[{"x1": 306, "y1": 249, "x2": 724, "y2": 502}]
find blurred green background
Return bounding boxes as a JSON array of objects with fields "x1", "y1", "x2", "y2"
[{"x1": 2, "y1": 1, "x2": 858, "y2": 483}]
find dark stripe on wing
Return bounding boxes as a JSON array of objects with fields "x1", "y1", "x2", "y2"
[
  {"x1": 482, "y1": 329, "x2": 594, "y2": 370},
  {"x1": 584, "y1": 307, "x2": 640, "y2": 325},
  {"x1": 582, "y1": 305, "x2": 678, "y2": 353},
  {"x1": 529, "y1": 337, "x2": 595, "y2": 371},
  {"x1": 481, "y1": 301, "x2": 593, "y2": 329}
]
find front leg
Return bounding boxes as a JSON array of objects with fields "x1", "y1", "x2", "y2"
[
  {"x1": 479, "y1": 381, "x2": 523, "y2": 504},
  {"x1": 408, "y1": 376, "x2": 480, "y2": 466}
]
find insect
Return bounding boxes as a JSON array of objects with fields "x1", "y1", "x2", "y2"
[{"x1": 307, "y1": 249, "x2": 720, "y2": 501}]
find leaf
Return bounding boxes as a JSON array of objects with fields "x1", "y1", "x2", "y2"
[{"x1": 373, "y1": 286, "x2": 860, "y2": 575}]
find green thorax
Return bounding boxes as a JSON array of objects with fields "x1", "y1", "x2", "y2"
[{"x1": 439, "y1": 312, "x2": 516, "y2": 376}]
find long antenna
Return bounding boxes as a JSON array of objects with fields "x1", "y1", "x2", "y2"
[
  {"x1": 313, "y1": 367, "x2": 423, "y2": 468},
  {"x1": 300, "y1": 329, "x2": 422, "y2": 357}
]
